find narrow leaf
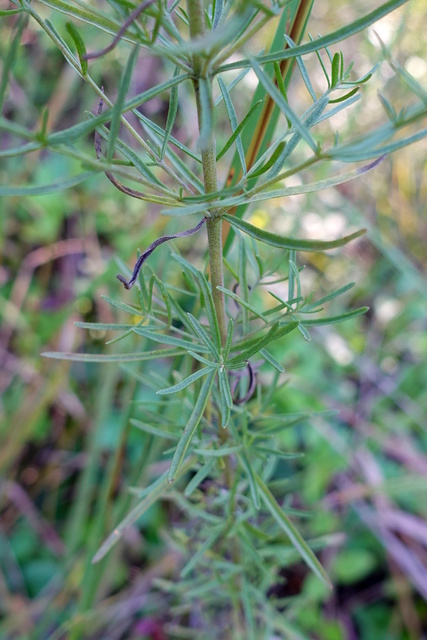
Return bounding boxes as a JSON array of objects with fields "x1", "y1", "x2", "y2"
[
  {"x1": 212, "y1": 0, "x2": 224, "y2": 29},
  {"x1": 193, "y1": 444, "x2": 243, "y2": 457},
  {"x1": 197, "y1": 272, "x2": 222, "y2": 352},
  {"x1": 238, "y1": 450, "x2": 260, "y2": 510},
  {"x1": 255, "y1": 472, "x2": 332, "y2": 588},
  {"x1": 216, "y1": 100, "x2": 262, "y2": 163},
  {"x1": 227, "y1": 321, "x2": 298, "y2": 368},
  {"x1": 134, "y1": 110, "x2": 201, "y2": 164},
  {"x1": 184, "y1": 459, "x2": 216, "y2": 496},
  {"x1": 253, "y1": 446, "x2": 304, "y2": 460},
  {"x1": 331, "y1": 52, "x2": 340, "y2": 87},
  {"x1": 0, "y1": 14, "x2": 27, "y2": 111},
  {"x1": 298, "y1": 306, "x2": 369, "y2": 326},
  {"x1": 42, "y1": 348, "x2": 184, "y2": 362},
  {"x1": 251, "y1": 57, "x2": 317, "y2": 152},
  {"x1": 273, "y1": 61, "x2": 289, "y2": 103},
  {"x1": 218, "y1": 76, "x2": 246, "y2": 173},
  {"x1": 161, "y1": 66, "x2": 180, "y2": 159},
  {"x1": 66, "y1": 22, "x2": 88, "y2": 75},
  {"x1": 0, "y1": 172, "x2": 94, "y2": 196},
  {"x1": 93, "y1": 458, "x2": 195, "y2": 563},
  {"x1": 223, "y1": 317, "x2": 234, "y2": 361},
  {"x1": 168, "y1": 369, "x2": 216, "y2": 482},
  {"x1": 107, "y1": 46, "x2": 138, "y2": 162},
  {"x1": 247, "y1": 142, "x2": 287, "y2": 180},
  {"x1": 329, "y1": 86, "x2": 359, "y2": 104},
  {"x1": 218, "y1": 0, "x2": 410, "y2": 72},
  {"x1": 130, "y1": 419, "x2": 180, "y2": 441},
  {"x1": 297, "y1": 323, "x2": 312, "y2": 341},
  {"x1": 180, "y1": 526, "x2": 224, "y2": 578},
  {"x1": 101, "y1": 294, "x2": 145, "y2": 317},
  {"x1": 0, "y1": 9, "x2": 23, "y2": 16},
  {"x1": 198, "y1": 77, "x2": 213, "y2": 150},
  {"x1": 187, "y1": 350, "x2": 216, "y2": 368},
  {"x1": 132, "y1": 326, "x2": 209, "y2": 353},
  {"x1": 46, "y1": 65, "x2": 189, "y2": 146},
  {"x1": 217, "y1": 286, "x2": 269, "y2": 323},
  {"x1": 217, "y1": 371, "x2": 231, "y2": 428},
  {"x1": 284, "y1": 34, "x2": 316, "y2": 101},
  {"x1": 157, "y1": 366, "x2": 214, "y2": 395},
  {"x1": 261, "y1": 96, "x2": 329, "y2": 182},
  {"x1": 187, "y1": 313, "x2": 220, "y2": 361},
  {"x1": 259, "y1": 348, "x2": 285, "y2": 373},
  {"x1": 303, "y1": 282, "x2": 355, "y2": 311},
  {"x1": 223, "y1": 214, "x2": 366, "y2": 252}
]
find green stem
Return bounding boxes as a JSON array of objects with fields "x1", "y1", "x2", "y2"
[
  {"x1": 187, "y1": 0, "x2": 227, "y2": 346},
  {"x1": 187, "y1": 3, "x2": 238, "y2": 576}
]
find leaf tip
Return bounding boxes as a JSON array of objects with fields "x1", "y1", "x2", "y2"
[{"x1": 357, "y1": 155, "x2": 387, "y2": 175}]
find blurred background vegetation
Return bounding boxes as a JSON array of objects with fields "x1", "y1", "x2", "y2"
[{"x1": 1, "y1": 1, "x2": 427, "y2": 639}]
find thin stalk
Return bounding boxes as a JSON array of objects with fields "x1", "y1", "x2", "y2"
[
  {"x1": 187, "y1": 0, "x2": 227, "y2": 346},
  {"x1": 187, "y1": 1, "x2": 240, "y2": 593}
]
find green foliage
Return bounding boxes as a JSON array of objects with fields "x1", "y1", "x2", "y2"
[{"x1": 1, "y1": 0, "x2": 427, "y2": 638}]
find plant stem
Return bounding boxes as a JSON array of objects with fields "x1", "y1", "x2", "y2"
[
  {"x1": 186, "y1": 7, "x2": 239, "y2": 577},
  {"x1": 187, "y1": 0, "x2": 227, "y2": 346}
]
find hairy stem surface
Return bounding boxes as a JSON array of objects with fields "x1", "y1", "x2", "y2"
[{"x1": 187, "y1": 0, "x2": 227, "y2": 346}]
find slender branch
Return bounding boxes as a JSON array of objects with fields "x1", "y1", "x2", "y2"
[
  {"x1": 25, "y1": 3, "x2": 195, "y2": 196},
  {"x1": 83, "y1": 0, "x2": 157, "y2": 61}
]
